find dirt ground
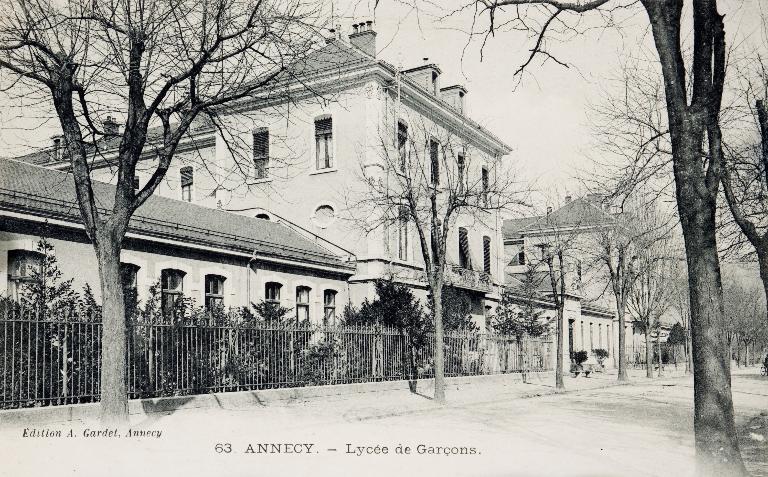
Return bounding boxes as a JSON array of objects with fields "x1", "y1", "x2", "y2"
[{"x1": 1, "y1": 366, "x2": 766, "y2": 477}]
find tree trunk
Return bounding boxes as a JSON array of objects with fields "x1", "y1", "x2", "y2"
[
  {"x1": 677, "y1": 175, "x2": 745, "y2": 474},
  {"x1": 555, "y1": 303, "x2": 564, "y2": 390},
  {"x1": 686, "y1": 326, "x2": 694, "y2": 375},
  {"x1": 657, "y1": 327, "x2": 664, "y2": 378},
  {"x1": 645, "y1": 324, "x2": 653, "y2": 378},
  {"x1": 432, "y1": 283, "x2": 445, "y2": 403},
  {"x1": 758, "y1": 251, "x2": 768, "y2": 326},
  {"x1": 617, "y1": 304, "x2": 628, "y2": 381},
  {"x1": 95, "y1": 228, "x2": 129, "y2": 424}
]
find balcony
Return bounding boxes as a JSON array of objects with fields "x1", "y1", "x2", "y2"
[{"x1": 444, "y1": 264, "x2": 493, "y2": 293}]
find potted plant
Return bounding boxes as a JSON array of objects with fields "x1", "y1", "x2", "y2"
[
  {"x1": 570, "y1": 350, "x2": 589, "y2": 376},
  {"x1": 592, "y1": 349, "x2": 609, "y2": 370}
]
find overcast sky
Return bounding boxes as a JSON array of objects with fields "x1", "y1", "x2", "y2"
[{"x1": 0, "y1": 0, "x2": 764, "y2": 200}]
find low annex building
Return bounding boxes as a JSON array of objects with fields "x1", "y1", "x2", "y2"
[{"x1": 0, "y1": 159, "x2": 355, "y2": 324}]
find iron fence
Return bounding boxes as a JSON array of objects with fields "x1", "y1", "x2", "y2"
[{"x1": 0, "y1": 306, "x2": 552, "y2": 410}]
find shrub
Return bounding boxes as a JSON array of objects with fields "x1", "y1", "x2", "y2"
[
  {"x1": 571, "y1": 350, "x2": 589, "y2": 365},
  {"x1": 592, "y1": 348, "x2": 609, "y2": 365}
]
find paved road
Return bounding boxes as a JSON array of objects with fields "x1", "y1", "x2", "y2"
[{"x1": 2, "y1": 368, "x2": 767, "y2": 477}]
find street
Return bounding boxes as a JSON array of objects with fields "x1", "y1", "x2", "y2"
[{"x1": 1, "y1": 368, "x2": 766, "y2": 477}]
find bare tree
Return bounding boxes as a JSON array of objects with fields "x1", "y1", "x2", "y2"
[
  {"x1": 445, "y1": 1, "x2": 746, "y2": 471},
  {"x1": 350, "y1": 112, "x2": 521, "y2": 402},
  {"x1": 0, "y1": 0, "x2": 322, "y2": 423}
]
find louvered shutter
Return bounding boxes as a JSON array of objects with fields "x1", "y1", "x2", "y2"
[
  {"x1": 180, "y1": 167, "x2": 193, "y2": 187},
  {"x1": 483, "y1": 236, "x2": 491, "y2": 274},
  {"x1": 315, "y1": 117, "x2": 332, "y2": 136},
  {"x1": 459, "y1": 227, "x2": 472, "y2": 269}
]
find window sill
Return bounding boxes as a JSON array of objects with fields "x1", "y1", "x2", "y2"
[
  {"x1": 252, "y1": 177, "x2": 273, "y2": 184},
  {"x1": 309, "y1": 167, "x2": 338, "y2": 176}
]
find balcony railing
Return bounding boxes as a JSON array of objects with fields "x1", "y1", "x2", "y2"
[{"x1": 444, "y1": 264, "x2": 493, "y2": 293}]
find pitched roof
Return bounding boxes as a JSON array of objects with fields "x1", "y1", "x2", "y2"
[
  {"x1": 504, "y1": 195, "x2": 615, "y2": 240},
  {"x1": 0, "y1": 159, "x2": 354, "y2": 272}
]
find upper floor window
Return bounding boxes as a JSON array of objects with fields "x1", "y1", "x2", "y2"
[
  {"x1": 323, "y1": 290, "x2": 337, "y2": 325},
  {"x1": 265, "y1": 282, "x2": 282, "y2": 303},
  {"x1": 253, "y1": 128, "x2": 269, "y2": 179},
  {"x1": 430, "y1": 139, "x2": 440, "y2": 185},
  {"x1": 481, "y1": 166, "x2": 489, "y2": 206},
  {"x1": 315, "y1": 116, "x2": 333, "y2": 170},
  {"x1": 7, "y1": 250, "x2": 42, "y2": 301},
  {"x1": 180, "y1": 166, "x2": 193, "y2": 202},
  {"x1": 133, "y1": 176, "x2": 140, "y2": 191},
  {"x1": 296, "y1": 286, "x2": 311, "y2": 322},
  {"x1": 518, "y1": 250, "x2": 526, "y2": 266},
  {"x1": 397, "y1": 121, "x2": 408, "y2": 171},
  {"x1": 161, "y1": 268, "x2": 185, "y2": 317},
  {"x1": 459, "y1": 227, "x2": 472, "y2": 270},
  {"x1": 483, "y1": 236, "x2": 491, "y2": 274},
  {"x1": 205, "y1": 274, "x2": 226, "y2": 310}
]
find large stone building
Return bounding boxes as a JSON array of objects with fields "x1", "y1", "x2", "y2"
[{"x1": 9, "y1": 22, "x2": 512, "y2": 327}]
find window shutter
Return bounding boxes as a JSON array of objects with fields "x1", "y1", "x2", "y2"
[
  {"x1": 315, "y1": 117, "x2": 332, "y2": 136},
  {"x1": 430, "y1": 139, "x2": 440, "y2": 184},
  {"x1": 253, "y1": 129, "x2": 269, "y2": 158},
  {"x1": 459, "y1": 227, "x2": 472, "y2": 269},
  {"x1": 483, "y1": 236, "x2": 491, "y2": 274},
  {"x1": 180, "y1": 167, "x2": 194, "y2": 187}
]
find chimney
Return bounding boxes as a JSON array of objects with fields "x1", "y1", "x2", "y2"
[
  {"x1": 403, "y1": 62, "x2": 442, "y2": 96},
  {"x1": 439, "y1": 85, "x2": 467, "y2": 114},
  {"x1": 349, "y1": 20, "x2": 377, "y2": 57},
  {"x1": 565, "y1": 195, "x2": 572, "y2": 203},
  {"x1": 103, "y1": 115, "x2": 119, "y2": 136}
]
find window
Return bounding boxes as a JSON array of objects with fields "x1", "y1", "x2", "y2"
[
  {"x1": 518, "y1": 250, "x2": 526, "y2": 266},
  {"x1": 255, "y1": 213, "x2": 271, "y2": 220},
  {"x1": 429, "y1": 139, "x2": 440, "y2": 185},
  {"x1": 457, "y1": 151, "x2": 466, "y2": 186},
  {"x1": 120, "y1": 263, "x2": 140, "y2": 293},
  {"x1": 161, "y1": 269, "x2": 185, "y2": 318},
  {"x1": 313, "y1": 205, "x2": 335, "y2": 228},
  {"x1": 253, "y1": 128, "x2": 269, "y2": 179},
  {"x1": 265, "y1": 282, "x2": 282, "y2": 303},
  {"x1": 459, "y1": 227, "x2": 472, "y2": 269},
  {"x1": 7, "y1": 250, "x2": 42, "y2": 301},
  {"x1": 590, "y1": 322, "x2": 594, "y2": 350},
  {"x1": 483, "y1": 236, "x2": 491, "y2": 274},
  {"x1": 180, "y1": 166, "x2": 193, "y2": 202},
  {"x1": 315, "y1": 116, "x2": 333, "y2": 169},
  {"x1": 323, "y1": 290, "x2": 337, "y2": 325},
  {"x1": 133, "y1": 176, "x2": 140, "y2": 191},
  {"x1": 205, "y1": 274, "x2": 226, "y2": 310},
  {"x1": 296, "y1": 286, "x2": 311, "y2": 323},
  {"x1": 481, "y1": 166, "x2": 489, "y2": 206},
  {"x1": 398, "y1": 205, "x2": 409, "y2": 261},
  {"x1": 397, "y1": 121, "x2": 408, "y2": 171}
]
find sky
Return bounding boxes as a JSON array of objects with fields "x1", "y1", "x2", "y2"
[{"x1": 0, "y1": 0, "x2": 765, "y2": 200}]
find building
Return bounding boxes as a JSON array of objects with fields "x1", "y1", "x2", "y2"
[
  {"x1": 503, "y1": 195, "x2": 621, "y2": 367},
  {"x1": 14, "y1": 21, "x2": 512, "y2": 327},
  {"x1": 0, "y1": 159, "x2": 355, "y2": 324}
]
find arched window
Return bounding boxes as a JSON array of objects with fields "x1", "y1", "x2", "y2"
[
  {"x1": 7, "y1": 249, "x2": 43, "y2": 301},
  {"x1": 296, "y1": 286, "x2": 311, "y2": 323},
  {"x1": 205, "y1": 274, "x2": 226, "y2": 310},
  {"x1": 323, "y1": 290, "x2": 337, "y2": 325},
  {"x1": 161, "y1": 269, "x2": 185, "y2": 317},
  {"x1": 255, "y1": 213, "x2": 271, "y2": 220},
  {"x1": 315, "y1": 115, "x2": 333, "y2": 170},
  {"x1": 265, "y1": 282, "x2": 282, "y2": 303}
]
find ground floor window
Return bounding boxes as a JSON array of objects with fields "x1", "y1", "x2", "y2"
[
  {"x1": 205, "y1": 274, "x2": 226, "y2": 310},
  {"x1": 323, "y1": 289, "x2": 337, "y2": 325},
  {"x1": 161, "y1": 269, "x2": 185, "y2": 318},
  {"x1": 296, "y1": 286, "x2": 311, "y2": 323},
  {"x1": 6, "y1": 250, "x2": 43, "y2": 302},
  {"x1": 265, "y1": 282, "x2": 282, "y2": 304}
]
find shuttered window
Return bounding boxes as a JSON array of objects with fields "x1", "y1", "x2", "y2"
[
  {"x1": 397, "y1": 122, "x2": 408, "y2": 171},
  {"x1": 180, "y1": 166, "x2": 193, "y2": 202},
  {"x1": 398, "y1": 205, "x2": 409, "y2": 261},
  {"x1": 253, "y1": 128, "x2": 269, "y2": 179},
  {"x1": 483, "y1": 236, "x2": 491, "y2": 274},
  {"x1": 481, "y1": 166, "x2": 489, "y2": 206},
  {"x1": 459, "y1": 227, "x2": 472, "y2": 270},
  {"x1": 315, "y1": 117, "x2": 333, "y2": 169},
  {"x1": 430, "y1": 139, "x2": 439, "y2": 185}
]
